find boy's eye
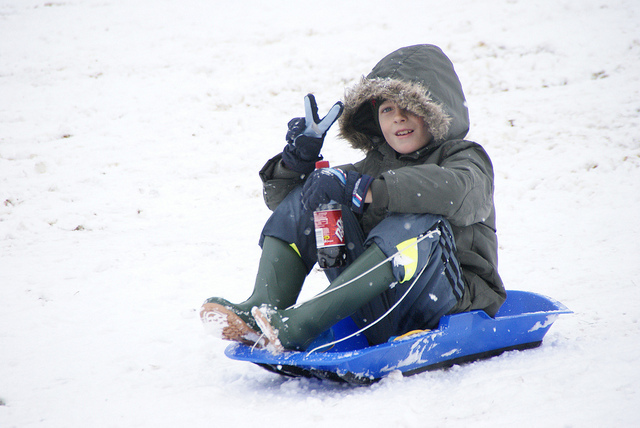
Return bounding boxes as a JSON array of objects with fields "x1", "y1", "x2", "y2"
[{"x1": 381, "y1": 107, "x2": 392, "y2": 114}]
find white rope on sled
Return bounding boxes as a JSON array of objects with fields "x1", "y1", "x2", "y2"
[
  {"x1": 291, "y1": 227, "x2": 441, "y2": 310},
  {"x1": 304, "y1": 229, "x2": 441, "y2": 355}
]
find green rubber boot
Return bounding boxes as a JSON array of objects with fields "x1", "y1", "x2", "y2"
[
  {"x1": 200, "y1": 237, "x2": 307, "y2": 344},
  {"x1": 252, "y1": 243, "x2": 395, "y2": 352}
]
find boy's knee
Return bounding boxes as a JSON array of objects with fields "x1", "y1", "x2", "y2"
[{"x1": 365, "y1": 213, "x2": 448, "y2": 249}]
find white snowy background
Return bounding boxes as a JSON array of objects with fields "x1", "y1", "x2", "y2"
[{"x1": 1, "y1": 0, "x2": 639, "y2": 426}]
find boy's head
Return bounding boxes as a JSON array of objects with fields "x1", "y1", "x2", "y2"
[{"x1": 338, "y1": 45, "x2": 469, "y2": 153}]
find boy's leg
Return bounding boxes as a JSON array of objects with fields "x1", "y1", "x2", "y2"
[
  {"x1": 201, "y1": 188, "x2": 313, "y2": 342},
  {"x1": 253, "y1": 213, "x2": 464, "y2": 351},
  {"x1": 252, "y1": 242, "x2": 396, "y2": 352},
  {"x1": 259, "y1": 188, "x2": 318, "y2": 271},
  {"x1": 353, "y1": 213, "x2": 465, "y2": 345},
  {"x1": 201, "y1": 237, "x2": 307, "y2": 323},
  {"x1": 201, "y1": 186, "x2": 367, "y2": 344},
  {"x1": 259, "y1": 187, "x2": 367, "y2": 276}
]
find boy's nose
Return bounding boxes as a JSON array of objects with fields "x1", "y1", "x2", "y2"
[{"x1": 394, "y1": 110, "x2": 407, "y2": 122}]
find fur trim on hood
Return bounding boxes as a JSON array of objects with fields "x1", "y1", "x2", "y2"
[{"x1": 338, "y1": 44, "x2": 469, "y2": 153}]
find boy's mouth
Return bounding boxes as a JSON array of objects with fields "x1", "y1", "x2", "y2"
[{"x1": 396, "y1": 129, "x2": 414, "y2": 136}]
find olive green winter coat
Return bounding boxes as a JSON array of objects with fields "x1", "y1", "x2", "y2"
[{"x1": 260, "y1": 44, "x2": 506, "y2": 316}]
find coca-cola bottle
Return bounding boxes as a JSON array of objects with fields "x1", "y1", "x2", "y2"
[{"x1": 313, "y1": 161, "x2": 347, "y2": 269}]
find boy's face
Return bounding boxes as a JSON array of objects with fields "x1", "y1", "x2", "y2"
[{"x1": 378, "y1": 100, "x2": 433, "y2": 154}]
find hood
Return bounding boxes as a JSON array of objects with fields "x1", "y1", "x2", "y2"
[{"x1": 338, "y1": 44, "x2": 470, "y2": 152}]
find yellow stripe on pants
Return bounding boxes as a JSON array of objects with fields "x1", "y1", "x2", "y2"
[{"x1": 395, "y1": 237, "x2": 418, "y2": 283}]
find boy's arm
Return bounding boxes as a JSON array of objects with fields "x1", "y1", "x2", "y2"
[
  {"x1": 260, "y1": 95, "x2": 344, "y2": 211},
  {"x1": 378, "y1": 142, "x2": 495, "y2": 227}
]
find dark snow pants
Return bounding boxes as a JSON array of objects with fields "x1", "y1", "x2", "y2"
[{"x1": 259, "y1": 187, "x2": 465, "y2": 345}]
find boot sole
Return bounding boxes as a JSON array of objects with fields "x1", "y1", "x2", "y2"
[{"x1": 200, "y1": 303, "x2": 266, "y2": 347}]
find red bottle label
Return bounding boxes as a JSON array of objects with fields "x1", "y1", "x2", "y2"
[{"x1": 313, "y1": 208, "x2": 344, "y2": 248}]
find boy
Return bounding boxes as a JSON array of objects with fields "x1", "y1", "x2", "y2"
[{"x1": 201, "y1": 44, "x2": 506, "y2": 353}]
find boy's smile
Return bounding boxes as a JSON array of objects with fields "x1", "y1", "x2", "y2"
[{"x1": 378, "y1": 100, "x2": 433, "y2": 154}]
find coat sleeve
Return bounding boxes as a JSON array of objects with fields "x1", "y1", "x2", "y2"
[
  {"x1": 379, "y1": 142, "x2": 495, "y2": 227},
  {"x1": 259, "y1": 158, "x2": 363, "y2": 211},
  {"x1": 259, "y1": 153, "x2": 307, "y2": 211}
]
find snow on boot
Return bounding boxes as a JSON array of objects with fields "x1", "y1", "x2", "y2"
[
  {"x1": 201, "y1": 301, "x2": 265, "y2": 347},
  {"x1": 200, "y1": 296, "x2": 259, "y2": 329},
  {"x1": 251, "y1": 306, "x2": 285, "y2": 354}
]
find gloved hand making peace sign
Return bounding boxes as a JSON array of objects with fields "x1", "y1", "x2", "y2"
[{"x1": 281, "y1": 94, "x2": 344, "y2": 174}]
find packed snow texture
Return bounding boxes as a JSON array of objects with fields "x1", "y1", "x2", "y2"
[{"x1": 1, "y1": 0, "x2": 639, "y2": 426}]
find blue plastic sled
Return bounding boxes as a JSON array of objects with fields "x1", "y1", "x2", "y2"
[{"x1": 225, "y1": 290, "x2": 571, "y2": 384}]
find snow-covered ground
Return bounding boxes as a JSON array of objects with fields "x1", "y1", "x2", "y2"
[{"x1": 1, "y1": 0, "x2": 639, "y2": 426}]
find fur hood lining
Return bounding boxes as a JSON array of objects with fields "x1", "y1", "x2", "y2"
[{"x1": 338, "y1": 77, "x2": 451, "y2": 152}]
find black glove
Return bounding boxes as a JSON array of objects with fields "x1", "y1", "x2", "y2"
[
  {"x1": 302, "y1": 167, "x2": 374, "y2": 214},
  {"x1": 281, "y1": 94, "x2": 344, "y2": 174}
]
